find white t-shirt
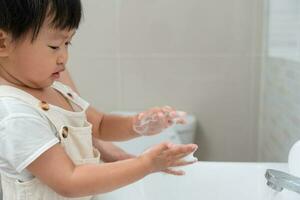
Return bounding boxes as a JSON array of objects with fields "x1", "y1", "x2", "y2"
[{"x1": 0, "y1": 97, "x2": 59, "y2": 181}]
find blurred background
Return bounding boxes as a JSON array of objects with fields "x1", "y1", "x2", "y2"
[{"x1": 68, "y1": 0, "x2": 300, "y2": 162}]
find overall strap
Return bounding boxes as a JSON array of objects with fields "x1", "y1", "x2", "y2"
[
  {"x1": 0, "y1": 85, "x2": 63, "y2": 132},
  {"x1": 52, "y1": 81, "x2": 89, "y2": 111}
]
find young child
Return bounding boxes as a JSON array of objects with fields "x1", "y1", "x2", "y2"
[{"x1": 0, "y1": 0, "x2": 198, "y2": 199}]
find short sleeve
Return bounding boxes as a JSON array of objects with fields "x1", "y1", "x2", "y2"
[{"x1": 0, "y1": 114, "x2": 59, "y2": 173}]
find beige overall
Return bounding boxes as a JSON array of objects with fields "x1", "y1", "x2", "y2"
[{"x1": 0, "y1": 82, "x2": 101, "y2": 200}]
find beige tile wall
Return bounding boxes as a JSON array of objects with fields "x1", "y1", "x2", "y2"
[
  {"x1": 258, "y1": 0, "x2": 300, "y2": 162},
  {"x1": 69, "y1": 0, "x2": 263, "y2": 161}
]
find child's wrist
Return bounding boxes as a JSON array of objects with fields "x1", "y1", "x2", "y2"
[
  {"x1": 137, "y1": 154, "x2": 153, "y2": 175},
  {"x1": 116, "y1": 151, "x2": 135, "y2": 160},
  {"x1": 131, "y1": 114, "x2": 144, "y2": 136}
]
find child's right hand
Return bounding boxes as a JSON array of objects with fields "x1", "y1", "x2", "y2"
[{"x1": 139, "y1": 142, "x2": 198, "y2": 176}]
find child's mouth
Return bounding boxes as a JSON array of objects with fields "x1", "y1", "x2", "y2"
[{"x1": 52, "y1": 72, "x2": 60, "y2": 79}]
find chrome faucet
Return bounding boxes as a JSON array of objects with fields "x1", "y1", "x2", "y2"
[{"x1": 265, "y1": 169, "x2": 300, "y2": 194}]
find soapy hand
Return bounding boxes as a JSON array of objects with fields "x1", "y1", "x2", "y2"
[{"x1": 132, "y1": 106, "x2": 187, "y2": 136}]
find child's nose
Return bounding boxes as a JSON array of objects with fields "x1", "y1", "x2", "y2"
[{"x1": 57, "y1": 51, "x2": 68, "y2": 65}]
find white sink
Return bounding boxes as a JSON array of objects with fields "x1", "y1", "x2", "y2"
[{"x1": 94, "y1": 162, "x2": 300, "y2": 200}]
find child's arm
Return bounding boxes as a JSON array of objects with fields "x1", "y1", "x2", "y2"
[
  {"x1": 87, "y1": 105, "x2": 186, "y2": 141},
  {"x1": 86, "y1": 106, "x2": 139, "y2": 141},
  {"x1": 27, "y1": 142, "x2": 197, "y2": 197}
]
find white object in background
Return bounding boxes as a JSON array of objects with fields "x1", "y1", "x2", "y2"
[
  {"x1": 288, "y1": 140, "x2": 300, "y2": 177},
  {"x1": 171, "y1": 115, "x2": 197, "y2": 144}
]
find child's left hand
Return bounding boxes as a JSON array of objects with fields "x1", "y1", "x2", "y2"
[{"x1": 132, "y1": 106, "x2": 187, "y2": 136}]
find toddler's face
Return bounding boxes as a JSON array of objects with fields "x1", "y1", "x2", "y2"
[{"x1": 6, "y1": 19, "x2": 76, "y2": 89}]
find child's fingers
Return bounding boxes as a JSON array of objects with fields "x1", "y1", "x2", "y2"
[
  {"x1": 162, "y1": 106, "x2": 176, "y2": 112},
  {"x1": 157, "y1": 142, "x2": 173, "y2": 151},
  {"x1": 146, "y1": 141, "x2": 172, "y2": 153},
  {"x1": 162, "y1": 168, "x2": 185, "y2": 176},
  {"x1": 139, "y1": 106, "x2": 188, "y2": 134},
  {"x1": 161, "y1": 106, "x2": 177, "y2": 118},
  {"x1": 164, "y1": 109, "x2": 187, "y2": 125},
  {"x1": 172, "y1": 159, "x2": 198, "y2": 167},
  {"x1": 146, "y1": 109, "x2": 168, "y2": 129},
  {"x1": 157, "y1": 112, "x2": 169, "y2": 128},
  {"x1": 165, "y1": 144, "x2": 198, "y2": 157},
  {"x1": 151, "y1": 106, "x2": 186, "y2": 124},
  {"x1": 162, "y1": 107, "x2": 175, "y2": 126},
  {"x1": 166, "y1": 142, "x2": 177, "y2": 149},
  {"x1": 173, "y1": 151, "x2": 197, "y2": 160}
]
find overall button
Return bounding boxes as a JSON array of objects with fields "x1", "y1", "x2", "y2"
[
  {"x1": 67, "y1": 92, "x2": 73, "y2": 98},
  {"x1": 39, "y1": 101, "x2": 49, "y2": 111},
  {"x1": 62, "y1": 126, "x2": 69, "y2": 138}
]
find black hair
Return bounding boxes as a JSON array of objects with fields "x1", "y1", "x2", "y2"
[{"x1": 0, "y1": 0, "x2": 82, "y2": 41}]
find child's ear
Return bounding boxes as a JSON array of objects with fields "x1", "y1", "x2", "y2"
[{"x1": 0, "y1": 30, "x2": 13, "y2": 57}]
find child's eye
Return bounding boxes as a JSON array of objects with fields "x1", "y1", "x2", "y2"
[
  {"x1": 48, "y1": 42, "x2": 71, "y2": 50},
  {"x1": 48, "y1": 45, "x2": 59, "y2": 50}
]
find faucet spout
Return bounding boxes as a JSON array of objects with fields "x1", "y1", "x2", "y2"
[{"x1": 265, "y1": 169, "x2": 300, "y2": 194}]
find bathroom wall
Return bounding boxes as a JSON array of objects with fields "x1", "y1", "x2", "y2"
[
  {"x1": 69, "y1": 0, "x2": 263, "y2": 161},
  {"x1": 259, "y1": 0, "x2": 300, "y2": 162}
]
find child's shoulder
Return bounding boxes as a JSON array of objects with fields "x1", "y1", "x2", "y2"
[{"x1": 0, "y1": 97, "x2": 47, "y2": 121}]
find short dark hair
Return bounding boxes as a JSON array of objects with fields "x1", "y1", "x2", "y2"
[{"x1": 0, "y1": 0, "x2": 82, "y2": 41}]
